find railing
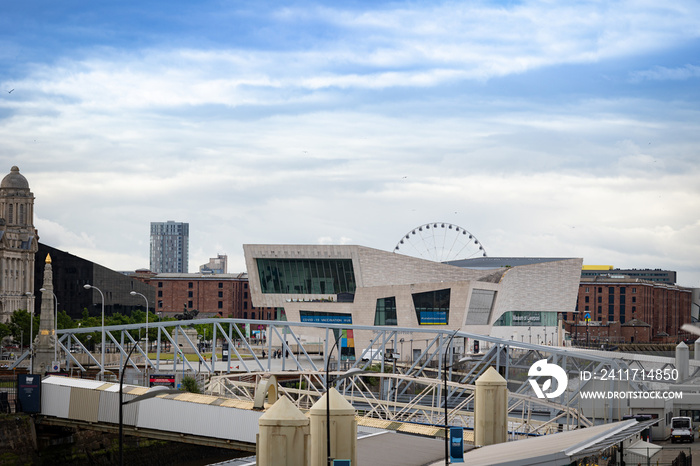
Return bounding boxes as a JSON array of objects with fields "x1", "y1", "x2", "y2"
[{"x1": 0, "y1": 376, "x2": 18, "y2": 413}]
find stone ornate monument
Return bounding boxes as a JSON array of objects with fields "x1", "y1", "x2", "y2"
[{"x1": 35, "y1": 254, "x2": 57, "y2": 373}]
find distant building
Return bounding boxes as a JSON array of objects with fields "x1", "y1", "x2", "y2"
[
  {"x1": 200, "y1": 254, "x2": 227, "y2": 274},
  {"x1": 0, "y1": 166, "x2": 39, "y2": 322},
  {"x1": 581, "y1": 265, "x2": 677, "y2": 284},
  {"x1": 567, "y1": 276, "x2": 692, "y2": 343},
  {"x1": 33, "y1": 243, "x2": 156, "y2": 320},
  {"x1": 244, "y1": 245, "x2": 583, "y2": 353},
  {"x1": 150, "y1": 221, "x2": 189, "y2": 273},
  {"x1": 137, "y1": 273, "x2": 277, "y2": 320}
]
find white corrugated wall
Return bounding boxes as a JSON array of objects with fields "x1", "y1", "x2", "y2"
[{"x1": 136, "y1": 398, "x2": 262, "y2": 443}]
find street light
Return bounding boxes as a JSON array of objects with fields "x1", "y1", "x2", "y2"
[
  {"x1": 119, "y1": 343, "x2": 179, "y2": 466},
  {"x1": 25, "y1": 292, "x2": 33, "y2": 372},
  {"x1": 130, "y1": 291, "x2": 149, "y2": 371},
  {"x1": 325, "y1": 334, "x2": 367, "y2": 465},
  {"x1": 40, "y1": 288, "x2": 59, "y2": 368},
  {"x1": 84, "y1": 284, "x2": 105, "y2": 380},
  {"x1": 443, "y1": 329, "x2": 468, "y2": 465}
]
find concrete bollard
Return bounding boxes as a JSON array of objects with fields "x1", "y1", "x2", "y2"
[
  {"x1": 676, "y1": 341, "x2": 689, "y2": 382},
  {"x1": 256, "y1": 396, "x2": 310, "y2": 466},
  {"x1": 475, "y1": 366, "x2": 508, "y2": 446},
  {"x1": 309, "y1": 387, "x2": 357, "y2": 466},
  {"x1": 695, "y1": 339, "x2": 700, "y2": 361}
]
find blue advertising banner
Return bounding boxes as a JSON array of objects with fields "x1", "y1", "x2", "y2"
[
  {"x1": 449, "y1": 426, "x2": 464, "y2": 463},
  {"x1": 419, "y1": 310, "x2": 447, "y2": 325},
  {"x1": 17, "y1": 374, "x2": 41, "y2": 413}
]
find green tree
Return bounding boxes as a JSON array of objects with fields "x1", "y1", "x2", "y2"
[
  {"x1": 8, "y1": 310, "x2": 40, "y2": 347},
  {"x1": 0, "y1": 322, "x2": 10, "y2": 341},
  {"x1": 57, "y1": 310, "x2": 75, "y2": 330}
]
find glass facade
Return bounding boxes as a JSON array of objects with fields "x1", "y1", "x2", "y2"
[
  {"x1": 34, "y1": 242, "x2": 156, "y2": 319},
  {"x1": 493, "y1": 311, "x2": 559, "y2": 326},
  {"x1": 374, "y1": 297, "x2": 397, "y2": 326},
  {"x1": 413, "y1": 289, "x2": 450, "y2": 325},
  {"x1": 256, "y1": 258, "x2": 356, "y2": 295}
]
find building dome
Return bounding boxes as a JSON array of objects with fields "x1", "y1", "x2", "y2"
[{"x1": 1, "y1": 166, "x2": 30, "y2": 189}]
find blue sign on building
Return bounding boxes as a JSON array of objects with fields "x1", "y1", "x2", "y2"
[
  {"x1": 299, "y1": 313, "x2": 352, "y2": 324},
  {"x1": 419, "y1": 311, "x2": 448, "y2": 325}
]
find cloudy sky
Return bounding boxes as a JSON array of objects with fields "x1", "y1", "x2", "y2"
[{"x1": 1, "y1": 0, "x2": 699, "y2": 286}]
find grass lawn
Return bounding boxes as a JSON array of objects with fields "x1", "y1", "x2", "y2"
[
  {"x1": 145, "y1": 353, "x2": 256, "y2": 361},
  {"x1": 148, "y1": 353, "x2": 222, "y2": 361}
]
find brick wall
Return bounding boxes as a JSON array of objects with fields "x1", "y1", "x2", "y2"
[{"x1": 145, "y1": 275, "x2": 276, "y2": 320}]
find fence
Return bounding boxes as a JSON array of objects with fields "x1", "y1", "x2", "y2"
[{"x1": 0, "y1": 376, "x2": 18, "y2": 413}]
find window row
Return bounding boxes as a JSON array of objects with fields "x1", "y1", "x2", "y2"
[{"x1": 257, "y1": 258, "x2": 356, "y2": 295}]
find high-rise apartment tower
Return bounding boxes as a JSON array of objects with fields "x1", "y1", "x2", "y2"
[{"x1": 150, "y1": 221, "x2": 189, "y2": 273}]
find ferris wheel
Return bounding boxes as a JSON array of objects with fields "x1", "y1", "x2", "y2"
[{"x1": 393, "y1": 222, "x2": 487, "y2": 263}]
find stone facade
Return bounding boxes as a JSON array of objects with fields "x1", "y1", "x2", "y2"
[
  {"x1": 0, "y1": 166, "x2": 38, "y2": 323},
  {"x1": 243, "y1": 244, "x2": 583, "y2": 352}
]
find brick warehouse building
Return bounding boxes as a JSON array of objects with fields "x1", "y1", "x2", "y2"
[
  {"x1": 135, "y1": 272, "x2": 277, "y2": 320},
  {"x1": 564, "y1": 276, "x2": 692, "y2": 343}
]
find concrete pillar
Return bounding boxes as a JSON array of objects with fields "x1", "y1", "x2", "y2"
[
  {"x1": 309, "y1": 387, "x2": 357, "y2": 466},
  {"x1": 256, "y1": 396, "x2": 310, "y2": 466},
  {"x1": 475, "y1": 367, "x2": 508, "y2": 446},
  {"x1": 676, "y1": 341, "x2": 689, "y2": 381}
]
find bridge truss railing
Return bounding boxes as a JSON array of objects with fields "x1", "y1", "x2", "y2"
[
  {"x1": 206, "y1": 369, "x2": 592, "y2": 435},
  {"x1": 47, "y1": 319, "x2": 683, "y2": 425}
]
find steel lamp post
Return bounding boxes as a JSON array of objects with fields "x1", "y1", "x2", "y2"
[
  {"x1": 443, "y1": 329, "x2": 470, "y2": 465},
  {"x1": 130, "y1": 291, "x2": 149, "y2": 371},
  {"x1": 325, "y1": 334, "x2": 366, "y2": 466},
  {"x1": 119, "y1": 343, "x2": 179, "y2": 466},
  {"x1": 25, "y1": 292, "x2": 33, "y2": 372},
  {"x1": 84, "y1": 284, "x2": 105, "y2": 380}
]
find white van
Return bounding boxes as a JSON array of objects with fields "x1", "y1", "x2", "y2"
[
  {"x1": 361, "y1": 349, "x2": 383, "y2": 361},
  {"x1": 670, "y1": 416, "x2": 694, "y2": 443}
]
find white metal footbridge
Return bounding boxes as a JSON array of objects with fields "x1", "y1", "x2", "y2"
[{"x1": 17, "y1": 319, "x2": 700, "y2": 435}]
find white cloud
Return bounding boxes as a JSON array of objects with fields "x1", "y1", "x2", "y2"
[
  {"x1": 34, "y1": 217, "x2": 97, "y2": 250},
  {"x1": 630, "y1": 64, "x2": 700, "y2": 82},
  {"x1": 2, "y1": 0, "x2": 700, "y2": 289}
]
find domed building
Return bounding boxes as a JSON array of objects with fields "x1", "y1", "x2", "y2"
[{"x1": 0, "y1": 166, "x2": 39, "y2": 322}]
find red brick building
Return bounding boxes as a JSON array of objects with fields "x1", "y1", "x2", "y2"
[
  {"x1": 567, "y1": 319, "x2": 653, "y2": 345},
  {"x1": 135, "y1": 272, "x2": 277, "y2": 320},
  {"x1": 565, "y1": 277, "x2": 692, "y2": 343}
]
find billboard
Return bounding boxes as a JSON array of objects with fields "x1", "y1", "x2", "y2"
[
  {"x1": 149, "y1": 374, "x2": 176, "y2": 388},
  {"x1": 17, "y1": 374, "x2": 41, "y2": 413}
]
